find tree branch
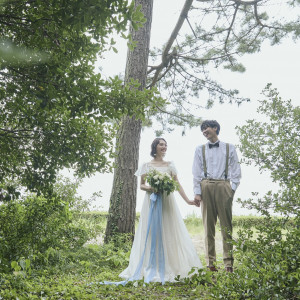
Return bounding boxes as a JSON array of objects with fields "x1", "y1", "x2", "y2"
[
  {"x1": 0, "y1": 128, "x2": 35, "y2": 139},
  {"x1": 162, "y1": 0, "x2": 194, "y2": 60},
  {"x1": 147, "y1": 50, "x2": 176, "y2": 88},
  {"x1": 254, "y1": 3, "x2": 283, "y2": 30},
  {"x1": 147, "y1": 0, "x2": 194, "y2": 88},
  {"x1": 154, "y1": 105, "x2": 192, "y2": 123},
  {"x1": 186, "y1": 16, "x2": 197, "y2": 39},
  {"x1": 224, "y1": 3, "x2": 239, "y2": 52},
  {"x1": 231, "y1": 0, "x2": 263, "y2": 5},
  {"x1": 176, "y1": 52, "x2": 238, "y2": 63}
]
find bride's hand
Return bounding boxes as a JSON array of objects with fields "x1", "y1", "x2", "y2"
[
  {"x1": 187, "y1": 200, "x2": 197, "y2": 206},
  {"x1": 148, "y1": 186, "x2": 156, "y2": 193}
]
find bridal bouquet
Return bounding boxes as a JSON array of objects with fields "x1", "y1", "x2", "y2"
[{"x1": 146, "y1": 169, "x2": 179, "y2": 195}]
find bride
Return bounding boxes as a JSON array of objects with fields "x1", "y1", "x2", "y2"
[{"x1": 119, "y1": 138, "x2": 202, "y2": 283}]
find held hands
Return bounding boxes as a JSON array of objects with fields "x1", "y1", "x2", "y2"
[
  {"x1": 186, "y1": 199, "x2": 201, "y2": 207},
  {"x1": 186, "y1": 199, "x2": 196, "y2": 206},
  {"x1": 193, "y1": 195, "x2": 202, "y2": 207}
]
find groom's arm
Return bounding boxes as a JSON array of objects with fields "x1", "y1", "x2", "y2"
[
  {"x1": 192, "y1": 146, "x2": 203, "y2": 195},
  {"x1": 229, "y1": 144, "x2": 242, "y2": 192},
  {"x1": 192, "y1": 146, "x2": 203, "y2": 207}
]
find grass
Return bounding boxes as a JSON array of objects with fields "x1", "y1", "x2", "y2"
[
  {"x1": 1, "y1": 242, "x2": 210, "y2": 299},
  {"x1": 0, "y1": 213, "x2": 263, "y2": 299}
]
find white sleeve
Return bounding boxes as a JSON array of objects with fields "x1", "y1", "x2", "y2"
[
  {"x1": 229, "y1": 145, "x2": 242, "y2": 191},
  {"x1": 134, "y1": 163, "x2": 149, "y2": 176},
  {"x1": 192, "y1": 146, "x2": 203, "y2": 195},
  {"x1": 169, "y1": 161, "x2": 178, "y2": 176}
]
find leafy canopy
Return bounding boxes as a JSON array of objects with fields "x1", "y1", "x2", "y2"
[
  {"x1": 0, "y1": 0, "x2": 162, "y2": 198},
  {"x1": 236, "y1": 84, "x2": 299, "y2": 215}
]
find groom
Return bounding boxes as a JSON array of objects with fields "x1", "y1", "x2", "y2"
[{"x1": 192, "y1": 120, "x2": 241, "y2": 273}]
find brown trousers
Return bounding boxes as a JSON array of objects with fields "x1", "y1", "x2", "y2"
[{"x1": 200, "y1": 179, "x2": 234, "y2": 268}]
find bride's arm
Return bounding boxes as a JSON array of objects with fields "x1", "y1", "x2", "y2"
[
  {"x1": 173, "y1": 175, "x2": 195, "y2": 205},
  {"x1": 140, "y1": 174, "x2": 153, "y2": 192}
]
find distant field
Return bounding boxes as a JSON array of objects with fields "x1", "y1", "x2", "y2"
[
  {"x1": 76, "y1": 211, "x2": 267, "y2": 258},
  {"x1": 75, "y1": 211, "x2": 265, "y2": 230}
]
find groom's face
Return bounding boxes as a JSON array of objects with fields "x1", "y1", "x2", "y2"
[{"x1": 202, "y1": 126, "x2": 218, "y2": 141}]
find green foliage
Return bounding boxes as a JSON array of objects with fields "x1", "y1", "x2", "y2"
[
  {"x1": 0, "y1": 270, "x2": 207, "y2": 299},
  {"x1": 236, "y1": 84, "x2": 299, "y2": 216},
  {"x1": 0, "y1": 0, "x2": 156, "y2": 197},
  {"x1": 11, "y1": 258, "x2": 32, "y2": 278},
  {"x1": 80, "y1": 210, "x2": 269, "y2": 233},
  {"x1": 0, "y1": 237, "x2": 207, "y2": 299},
  {"x1": 146, "y1": 169, "x2": 180, "y2": 195},
  {"x1": 2, "y1": 212, "x2": 293, "y2": 299},
  {"x1": 180, "y1": 267, "x2": 213, "y2": 287},
  {"x1": 0, "y1": 195, "x2": 88, "y2": 269},
  {"x1": 99, "y1": 237, "x2": 131, "y2": 268},
  {"x1": 231, "y1": 215, "x2": 262, "y2": 228},
  {"x1": 184, "y1": 212, "x2": 203, "y2": 227},
  {"x1": 205, "y1": 217, "x2": 300, "y2": 299},
  {"x1": 0, "y1": 176, "x2": 103, "y2": 272}
]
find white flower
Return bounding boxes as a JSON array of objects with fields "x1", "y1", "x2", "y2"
[
  {"x1": 153, "y1": 174, "x2": 159, "y2": 180},
  {"x1": 155, "y1": 181, "x2": 160, "y2": 185}
]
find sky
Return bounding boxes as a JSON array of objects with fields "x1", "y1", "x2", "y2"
[{"x1": 66, "y1": 0, "x2": 300, "y2": 218}]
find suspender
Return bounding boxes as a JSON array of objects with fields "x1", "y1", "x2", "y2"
[
  {"x1": 225, "y1": 143, "x2": 229, "y2": 179},
  {"x1": 202, "y1": 143, "x2": 229, "y2": 179},
  {"x1": 202, "y1": 145, "x2": 207, "y2": 178}
]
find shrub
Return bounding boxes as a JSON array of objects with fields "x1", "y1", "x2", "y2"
[
  {"x1": 208, "y1": 216, "x2": 300, "y2": 299},
  {"x1": 0, "y1": 176, "x2": 102, "y2": 272},
  {"x1": 0, "y1": 196, "x2": 80, "y2": 269}
]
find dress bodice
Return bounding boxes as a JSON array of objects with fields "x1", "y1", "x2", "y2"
[{"x1": 135, "y1": 161, "x2": 177, "y2": 177}]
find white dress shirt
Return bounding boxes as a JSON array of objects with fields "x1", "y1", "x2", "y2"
[{"x1": 192, "y1": 140, "x2": 242, "y2": 195}]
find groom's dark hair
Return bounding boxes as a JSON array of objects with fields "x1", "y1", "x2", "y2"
[
  {"x1": 150, "y1": 138, "x2": 167, "y2": 157},
  {"x1": 201, "y1": 120, "x2": 220, "y2": 135}
]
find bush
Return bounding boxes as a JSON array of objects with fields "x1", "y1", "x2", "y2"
[
  {"x1": 184, "y1": 212, "x2": 203, "y2": 228},
  {"x1": 231, "y1": 215, "x2": 262, "y2": 228},
  {"x1": 0, "y1": 176, "x2": 103, "y2": 272},
  {"x1": 0, "y1": 196, "x2": 82, "y2": 269},
  {"x1": 207, "y1": 216, "x2": 300, "y2": 299},
  {"x1": 231, "y1": 215, "x2": 295, "y2": 228}
]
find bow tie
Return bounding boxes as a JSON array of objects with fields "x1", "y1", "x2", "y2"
[{"x1": 209, "y1": 142, "x2": 219, "y2": 149}]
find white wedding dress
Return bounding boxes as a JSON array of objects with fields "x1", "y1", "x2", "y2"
[{"x1": 119, "y1": 162, "x2": 202, "y2": 283}]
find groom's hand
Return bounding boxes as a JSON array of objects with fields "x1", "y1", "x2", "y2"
[{"x1": 194, "y1": 194, "x2": 202, "y2": 207}]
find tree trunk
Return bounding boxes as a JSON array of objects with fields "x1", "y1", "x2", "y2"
[{"x1": 105, "y1": 0, "x2": 153, "y2": 243}]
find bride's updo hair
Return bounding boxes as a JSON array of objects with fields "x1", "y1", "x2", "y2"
[{"x1": 150, "y1": 138, "x2": 167, "y2": 157}]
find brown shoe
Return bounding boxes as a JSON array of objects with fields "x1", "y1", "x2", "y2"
[
  {"x1": 207, "y1": 266, "x2": 218, "y2": 272},
  {"x1": 225, "y1": 267, "x2": 233, "y2": 273}
]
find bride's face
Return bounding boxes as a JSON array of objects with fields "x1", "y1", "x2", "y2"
[{"x1": 156, "y1": 140, "x2": 167, "y2": 157}]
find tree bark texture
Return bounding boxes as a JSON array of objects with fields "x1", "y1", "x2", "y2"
[{"x1": 105, "y1": 0, "x2": 153, "y2": 242}]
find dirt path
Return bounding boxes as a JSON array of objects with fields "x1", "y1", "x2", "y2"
[{"x1": 191, "y1": 233, "x2": 223, "y2": 257}]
